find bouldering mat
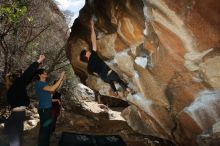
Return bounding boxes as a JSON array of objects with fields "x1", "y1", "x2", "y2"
[{"x1": 59, "y1": 132, "x2": 127, "y2": 146}]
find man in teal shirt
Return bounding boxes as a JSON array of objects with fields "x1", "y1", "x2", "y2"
[{"x1": 35, "y1": 68, "x2": 65, "y2": 146}]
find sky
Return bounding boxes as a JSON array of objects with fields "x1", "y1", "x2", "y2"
[{"x1": 55, "y1": 0, "x2": 85, "y2": 27}]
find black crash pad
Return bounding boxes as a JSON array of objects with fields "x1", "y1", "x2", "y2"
[{"x1": 59, "y1": 132, "x2": 127, "y2": 146}]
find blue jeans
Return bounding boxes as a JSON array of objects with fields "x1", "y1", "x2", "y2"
[
  {"x1": 5, "y1": 111, "x2": 25, "y2": 146},
  {"x1": 38, "y1": 108, "x2": 53, "y2": 146}
]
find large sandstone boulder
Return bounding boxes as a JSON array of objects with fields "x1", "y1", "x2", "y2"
[{"x1": 67, "y1": 0, "x2": 220, "y2": 145}]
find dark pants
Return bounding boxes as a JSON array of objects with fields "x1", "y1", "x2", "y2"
[
  {"x1": 38, "y1": 108, "x2": 53, "y2": 146},
  {"x1": 5, "y1": 111, "x2": 25, "y2": 146},
  {"x1": 104, "y1": 71, "x2": 128, "y2": 92},
  {"x1": 51, "y1": 104, "x2": 61, "y2": 133}
]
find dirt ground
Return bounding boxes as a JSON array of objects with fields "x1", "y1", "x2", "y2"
[{"x1": 0, "y1": 105, "x2": 174, "y2": 146}]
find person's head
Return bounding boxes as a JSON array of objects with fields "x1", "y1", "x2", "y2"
[
  {"x1": 5, "y1": 70, "x2": 22, "y2": 90},
  {"x1": 34, "y1": 69, "x2": 47, "y2": 81},
  {"x1": 80, "y1": 49, "x2": 91, "y2": 63}
]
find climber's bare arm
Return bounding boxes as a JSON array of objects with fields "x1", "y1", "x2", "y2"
[{"x1": 90, "y1": 19, "x2": 97, "y2": 52}]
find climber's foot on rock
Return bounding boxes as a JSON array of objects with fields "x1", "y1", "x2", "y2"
[
  {"x1": 109, "y1": 89, "x2": 118, "y2": 97},
  {"x1": 125, "y1": 88, "x2": 136, "y2": 95}
]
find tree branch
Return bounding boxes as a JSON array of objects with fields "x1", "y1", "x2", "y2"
[{"x1": 19, "y1": 23, "x2": 51, "y2": 51}]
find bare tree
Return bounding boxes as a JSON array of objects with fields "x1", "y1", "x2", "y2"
[
  {"x1": 0, "y1": 0, "x2": 69, "y2": 78},
  {"x1": 0, "y1": 0, "x2": 52, "y2": 75}
]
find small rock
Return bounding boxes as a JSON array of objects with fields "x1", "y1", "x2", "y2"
[{"x1": 213, "y1": 122, "x2": 220, "y2": 134}]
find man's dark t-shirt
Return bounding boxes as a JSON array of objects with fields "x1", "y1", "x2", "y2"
[{"x1": 87, "y1": 50, "x2": 111, "y2": 80}]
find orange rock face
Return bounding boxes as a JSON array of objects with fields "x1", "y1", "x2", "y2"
[{"x1": 67, "y1": 0, "x2": 220, "y2": 145}]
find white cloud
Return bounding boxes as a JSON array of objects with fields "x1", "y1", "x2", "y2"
[
  {"x1": 55, "y1": 0, "x2": 85, "y2": 26},
  {"x1": 56, "y1": 0, "x2": 85, "y2": 13}
]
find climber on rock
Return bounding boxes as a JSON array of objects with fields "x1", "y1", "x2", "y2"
[{"x1": 80, "y1": 16, "x2": 130, "y2": 97}]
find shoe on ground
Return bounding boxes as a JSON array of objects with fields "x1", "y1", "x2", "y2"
[{"x1": 51, "y1": 132, "x2": 61, "y2": 139}]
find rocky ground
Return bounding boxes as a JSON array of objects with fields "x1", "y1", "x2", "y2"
[
  {"x1": 0, "y1": 83, "x2": 176, "y2": 146},
  {"x1": 0, "y1": 100, "x2": 174, "y2": 146},
  {"x1": 1, "y1": 82, "x2": 219, "y2": 146}
]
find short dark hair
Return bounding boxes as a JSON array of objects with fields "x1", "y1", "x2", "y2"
[
  {"x1": 34, "y1": 68, "x2": 46, "y2": 80},
  {"x1": 5, "y1": 73, "x2": 17, "y2": 89},
  {"x1": 80, "y1": 50, "x2": 88, "y2": 62}
]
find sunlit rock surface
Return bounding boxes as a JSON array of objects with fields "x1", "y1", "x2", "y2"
[{"x1": 67, "y1": 0, "x2": 220, "y2": 145}]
